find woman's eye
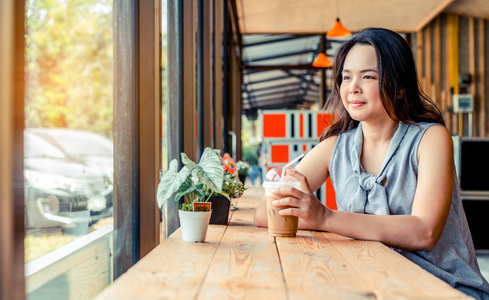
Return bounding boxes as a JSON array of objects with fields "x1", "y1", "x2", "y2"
[
  {"x1": 342, "y1": 76, "x2": 350, "y2": 80},
  {"x1": 364, "y1": 75, "x2": 376, "y2": 79}
]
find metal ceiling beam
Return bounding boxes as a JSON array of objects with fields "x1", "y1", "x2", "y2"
[
  {"x1": 244, "y1": 49, "x2": 315, "y2": 63},
  {"x1": 244, "y1": 101, "x2": 304, "y2": 110},
  {"x1": 243, "y1": 82, "x2": 301, "y2": 93},
  {"x1": 242, "y1": 64, "x2": 329, "y2": 71},
  {"x1": 243, "y1": 95, "x2": 301, "y2": 105},
  {"x1": 243, "y1": 88, "x2": 303, "y2": 101},
  {"x1": 244, "y1": 74, "x2": 297, "y2": 85},
  {"x1": 243, "y1": 34, "x2": 318, "y2": 47}
]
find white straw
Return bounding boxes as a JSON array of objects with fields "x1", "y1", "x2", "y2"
[{"x1": 280, "y1": 153, "x2": 305, "y2": 180}]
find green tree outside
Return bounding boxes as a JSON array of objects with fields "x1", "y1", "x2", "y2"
[{"x1": 25, "y1": 0, "x2": 113, "y2": 138}]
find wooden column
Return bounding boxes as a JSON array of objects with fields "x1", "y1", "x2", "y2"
[
  {"x1": 183, "y1": 0, "x2": 197, "y2": 161},
  {"x1": 167, "y1": 0, "x2": 184, "y2": 237},
  {"x1": 202, "y1": 0, "x2": 215, "y2": 150},
  {"x1": 226, "y1": 0, "x2": 242, "y2": 160},
  {"x1": 0, "y1": 0, "x2": 25, "y2": 299},
  {"x1": 214, "y1": 0, "x2": 224, "y2": 151},
  {"x1": 114, "y1": 1, "x2": 138, "y2": 277},
  {"x1": 138, "y1": 0, "x2": 161, "y2": 259},
  {"x1": 114, "y1": 0, "x2": 161, "y2": 277}
]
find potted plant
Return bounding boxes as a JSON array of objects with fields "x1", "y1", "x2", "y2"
[
  {"x1": 206, "y1": 164, "x2": 247, "y2": 225},
  {"x1": 157, "y1": 147, "x2": 225, "y2": 242}
]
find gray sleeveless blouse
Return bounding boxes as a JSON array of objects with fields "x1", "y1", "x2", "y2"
[{"x1": 330, "y1": 122, "x2": 489, "y2": 299}]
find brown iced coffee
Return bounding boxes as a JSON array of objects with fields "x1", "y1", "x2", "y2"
[{"x1": 263, "y1": 170, "x2": 301, "y2": 237}]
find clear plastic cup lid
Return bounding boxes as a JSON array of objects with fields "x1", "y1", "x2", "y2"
[
  {"x1": 265, "y1": 168, "x2": 282, "y2": 181},
  {"x1": 264, "y1": 167, "x2": 298, "y2": 183}
]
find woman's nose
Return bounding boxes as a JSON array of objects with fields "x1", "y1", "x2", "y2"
[
  {"x1": 349, "y1": 85, "x2": 361, "y2": 94},
  {"x1": 348, "y1": 79, "x2": 361, "y2": 94}
]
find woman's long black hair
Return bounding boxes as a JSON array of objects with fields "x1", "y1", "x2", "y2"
[{"x1": 320, "y1": 27, "x2": 445, "y2": 142}]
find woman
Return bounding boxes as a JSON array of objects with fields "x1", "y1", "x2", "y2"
[{"x1": 254, "y1": 28, "x2": 489, "y2": 298}]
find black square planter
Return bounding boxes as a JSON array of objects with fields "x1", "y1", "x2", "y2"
[{"x1": 208, "y1": 195, "x2": 231, "y2": 225}]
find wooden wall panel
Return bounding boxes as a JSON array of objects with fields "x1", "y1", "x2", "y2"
[
  {"x1": 416, "y1": 14, "x2": 489, "y2": 137},
  {"x1": 417, "y1": 30, "x2": 424, "y2": 92},
  {"x1": 468, "y1": 17, "x2": 476, "y2": 136},
  {"x1": 426, "y1": 24, "x2": 433, "y2": 100},
  {"x1": 479, "y1": 19, "x2": 486, "y2": 137},
  {"x1": 435, "y1": 17, "x2": 441, "y2": 109}
]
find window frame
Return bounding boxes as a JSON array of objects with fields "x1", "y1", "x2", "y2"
[{"x1": 113, "y1": 0, "x2": 161, "y2": 278}]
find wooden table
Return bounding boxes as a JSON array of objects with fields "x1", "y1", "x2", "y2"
[{"x1": 96, "y1": 188, "x2": 472, "y2": 299}]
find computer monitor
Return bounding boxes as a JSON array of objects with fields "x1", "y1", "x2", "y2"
[{"x1": 459, "y1": 138, "x2": 489, "y2": 192}]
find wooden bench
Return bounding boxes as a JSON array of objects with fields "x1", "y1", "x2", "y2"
[{"x1": 96, "y1": 189, "x2": 472, "y2": 299}]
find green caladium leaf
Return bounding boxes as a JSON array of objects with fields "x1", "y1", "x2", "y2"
[
  {"x1": 175, "y1": 179, "x2": 205, "y2": 203},
  {"x1": 156, "y1": 160, "x2": 190, "y2": 209},
  {"x1": 181, "y1": 147, "x2": 224, "y2": 194}
]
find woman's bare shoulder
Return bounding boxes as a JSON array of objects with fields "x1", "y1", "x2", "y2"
[
  {"x1": 418, "y1": 124, "x2": 453, "y2": 161},
  {"x1": 316, "y1": 135, "x2": 338, "y2": 151}
]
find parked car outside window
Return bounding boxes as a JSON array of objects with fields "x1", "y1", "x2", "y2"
[{"x1": 24, "y1": 128, "x2": 114, "y2": 229}]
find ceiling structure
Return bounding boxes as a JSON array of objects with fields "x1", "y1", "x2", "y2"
[
  {"x1": 236, "y1": 0, "x2": 454, "y2": 34},
  {"x1": 236, "y1": 0, "x2": 489, "y2": 118}
]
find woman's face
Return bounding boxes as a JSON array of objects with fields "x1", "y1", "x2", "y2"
[{"x1": 340, "y1": 45, "x2": 390, "y2": 123}]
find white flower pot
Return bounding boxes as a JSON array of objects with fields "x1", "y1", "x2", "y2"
[{"x1": 178, "y1": 210, "x2": 211, "y2": 242}]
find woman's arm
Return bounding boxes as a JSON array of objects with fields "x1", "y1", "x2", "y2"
[
  {"x1": 274, "y1": 125, "x2": 454, "y2": 252},
  {"x1": 253, "y1": 136, "x2": 336, "y2": 229}
]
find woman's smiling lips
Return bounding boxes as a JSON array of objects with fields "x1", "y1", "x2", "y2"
[{"x1": 349, "y1": 100, "x2": 366, "y2": 108}]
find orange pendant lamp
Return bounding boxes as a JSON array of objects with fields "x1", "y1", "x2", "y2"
[
  {"x1": 313, "y1": 53, "x2": 332, "y2": 68},
  {"x1": 313, "y1": 34, "x2": 332, "y2": 68},
  {"x1": 326, "y1": 0, "x2": 351, "y2": 38}
]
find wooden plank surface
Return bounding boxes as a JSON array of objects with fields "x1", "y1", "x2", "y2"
[
  {"x1": 197, "y1": 198, "x2": 287, "y2": 300},
  {"x1": 95, "y1": 225, "x2": 227, "y2": 299},
  {"x1": 277, "y1": 230, "x2": 471, "y2": 299},
  {"x1": 96, "y1": 187, "x2": 472, "y2": 299}
]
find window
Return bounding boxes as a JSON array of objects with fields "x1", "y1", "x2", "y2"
[{"x1": 24, "y1": 0, "x2": 114, "y2": 298}]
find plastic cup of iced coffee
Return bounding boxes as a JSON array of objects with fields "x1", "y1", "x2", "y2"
[{"x1": 263, "y1": 167, "x2": 301, "y2": 237}]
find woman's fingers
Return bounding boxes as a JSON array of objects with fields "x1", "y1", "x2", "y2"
[
  {"x1": 278, "y1": 207, "x2": 304, "y2": 218},
  {"x1": 272, "y1": 196, "x2": 301, "y2": 208},
  {"x1": 273, "y1": 185, "x2": 303, "y2": 198},
  {"x1": 284, "y1": 167, "x2": 312, "y2": 193}
]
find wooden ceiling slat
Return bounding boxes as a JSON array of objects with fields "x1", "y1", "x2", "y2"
[{"x1": 234, "y1": 0, "x2": 489, "y2": 34}]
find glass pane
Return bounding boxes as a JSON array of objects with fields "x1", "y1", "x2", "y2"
[{"x1": 24, "y1": 0, "x2": 114, "y2": 298}]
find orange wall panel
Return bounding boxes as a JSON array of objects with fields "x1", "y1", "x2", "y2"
[
  {"x1": 325, "y1": 177, "x2": 337, "y2": 210},
  {"x1": 270, "y1": 145, "x2": 289, "y2": 163},
  {"x1": 263, "y1": 114, "x2": 286, "y2": 138},
  {"x1": 317, "y1": 113, "x2": 332, "y2": 138}
]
